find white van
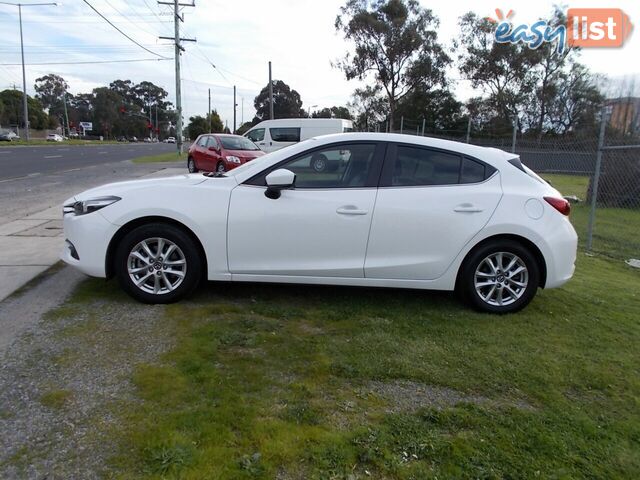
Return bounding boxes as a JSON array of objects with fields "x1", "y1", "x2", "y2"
[{"x1": 244, "y1": 118, "x2": 354, "y2": 154}]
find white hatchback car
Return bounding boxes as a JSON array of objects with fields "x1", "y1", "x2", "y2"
[{"x1": 61, "y1": 133, "x2": 577, "y2": 313}]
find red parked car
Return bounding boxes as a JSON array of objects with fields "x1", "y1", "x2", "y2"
[{"x1": 187, "y1": 134, "x2": 264, "y2": 173}]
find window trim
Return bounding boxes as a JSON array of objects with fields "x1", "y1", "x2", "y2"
[
  {"x1": 243, "y1": 141, "x2": 386, "y2": 189},
  {"x1": 379, "y1": 142, "x2": 497, "y2": 188}
]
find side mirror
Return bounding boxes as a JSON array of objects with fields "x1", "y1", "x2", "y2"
[
  {"x1": 208, "y1": 146, "x2": 219, "y2": 152},
  {"x1": 265, "y1": 169, "x2": 295, "y2": 199}
]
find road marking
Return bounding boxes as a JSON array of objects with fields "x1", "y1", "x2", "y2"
[
  {"x1": 98, "y1": 151, "x2": 108, "y2": 154},
  {"x1": 0, "y1": 151, "x2": 10, "y2": 155},
  {"x1": 44, "y1": 155, "x2": 62, "y2": 159},
  {"x1": 0, "y1": 172, "x2": 41, "y2": 183}
]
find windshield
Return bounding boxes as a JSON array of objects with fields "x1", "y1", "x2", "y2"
[{"x1": 220, "y1": 136, "x2": 259, "y2": 151}]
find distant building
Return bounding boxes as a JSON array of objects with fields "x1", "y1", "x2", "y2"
[{"x1": 606, "y1": 97, "x2": 640, "y2": 136}]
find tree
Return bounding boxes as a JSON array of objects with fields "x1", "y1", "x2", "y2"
[
  {"x1": 186, "y1": 111, "x2": 223, "y2": 139},
  {"x1": 254, "y1": 80, "x2": 304, "y2": 121},
  {"x1": 311, "y1": 106, "x2": 353, "y2": 119},
  {"x1": 236, "y1": 121, "x2": 256, "y2": 135},
  {"x1": 546, "y1": 63, "x2": 602, "y2": 135},
  {"x1": 91, "y1": 87, "x2": 121, "y2": 138},
  {"x1": 336, "y1": 0, "x2": 450, "y2": 130},
  {"x1": 349, "y1": 85, "x2": 389, "y2": 131},
  {"x1": 0, "y1": 90, "x2": 49, "y2": 130},
  {"x1": 34, "y1": 74, "x2": 68, "y2": 113},
  {"x1": 455, "y1": 12, "x2": 541, "y2": 131},
  {"x1": 395, "y1": 87, "x2": 465, "y2": 133}
]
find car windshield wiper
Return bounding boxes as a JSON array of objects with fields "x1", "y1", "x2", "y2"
[{"x1": 203, "y1": 172, "x2": 227, "y2": 178}]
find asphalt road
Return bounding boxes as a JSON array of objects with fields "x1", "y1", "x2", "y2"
[{"x1": 0, "y1": 142, "x2": 180, "y2": 181}]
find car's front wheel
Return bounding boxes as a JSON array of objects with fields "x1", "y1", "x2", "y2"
[
  {"x1": 115, "y1": 223, "x2": 202, "y2": 303},
  {"x1": 187, "y1": 157, "x2": 198, "y2": 173},
  {"x1": 460, "y1": 240, "x2": 540, "y2": 314}
]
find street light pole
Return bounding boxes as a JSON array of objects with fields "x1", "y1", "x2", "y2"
[{"x1": 1, "y1": 2, "x2": 57, "y2": 141}]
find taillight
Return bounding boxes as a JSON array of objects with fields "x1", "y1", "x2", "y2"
[{"x1": 544, "y1": 196, "x2": 571, "y2": 216}]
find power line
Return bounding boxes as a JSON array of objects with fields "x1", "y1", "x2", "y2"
[
  {"x1": 81, "y1": 0, "x2": 168, "y2": 59},
  {"x1": 1, "y1": 57, "x2": 172, "y2": 66}
]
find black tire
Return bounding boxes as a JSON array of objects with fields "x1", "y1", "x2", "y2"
[
  {"x1": 115, "y1": 223, "x2": 202, "y2": 304},
  {"x1": 187, "y1": 157, "x2": 198, "y2": 173},
  {"x1": 459, "y1": 239, "x2": 540, "y2": 314}
]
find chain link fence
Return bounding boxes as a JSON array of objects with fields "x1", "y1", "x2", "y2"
[{"x1": 365, "y1": 114, "x2": 640, "y2": 261}]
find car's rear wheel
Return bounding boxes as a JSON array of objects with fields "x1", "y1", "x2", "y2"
[
  {"x1": 460, "y1": 240, "x2": 539, "y2": 314},
  {"x1": 187, "y1": 157, "x2": 198, "y2": 173},
  {"x1": 115, "y1": 223, "x2": 202, "y2": 303}
]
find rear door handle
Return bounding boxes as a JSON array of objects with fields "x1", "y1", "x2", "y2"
[
  {"x1": 337, "y1": 206, "x2": 368, "y2": 216},
  {"x1": 454, "y1": 203, "x2": 484, "y2": 213}
]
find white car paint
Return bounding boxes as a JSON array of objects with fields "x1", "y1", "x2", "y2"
[{"x1": 61, "y1": 133, "x2": 578, "y2": 311}]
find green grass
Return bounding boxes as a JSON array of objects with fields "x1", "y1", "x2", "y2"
[
  {"x1": 52, "y1": 252, "x2": 640, "y2": 479},
  {"x1": 133, "y1": 151, "x2": 186, "y2": 164},
  {"x1": 543, "y1": 173, "x2": 640, "y2": 260},
  {"x1": 39, "y1": 389, "x2": 73, "y2": 409}
]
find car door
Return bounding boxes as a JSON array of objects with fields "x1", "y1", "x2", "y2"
[
  {"x1": 365, "y1": 143, "x2": 502, "y2": 281},
  {"x1": 203, "y1": 136, "x2": 221, "y2": 171},
  {"x1": 193, "y1": 135, "x2": 208, "y2": 168},
  {"x1": 227, "y1": 142, "x2": 384, "y2": 277}
]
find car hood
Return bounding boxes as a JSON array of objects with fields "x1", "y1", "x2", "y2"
[{"x1": 66, "y1": 173, "x2": 209, "y2": 204}]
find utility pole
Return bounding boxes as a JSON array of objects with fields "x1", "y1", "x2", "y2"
[
  {"x1": 208, "y1": 88, "x2": 211, "y2": 133},
  {"x1": 159, "y1": 0, "x2": 195, "y2": 154},
  {"x1": 268, "y1": 61, "x2": 274, "y2": 120},
  {"x1": 241, "y1": 97, "x2": 244, "y2": 125},
  {"x1": 466, "y1": 116, "x2": 472, "y2": 143},
  {"x1": 233, "y1": 85, "x2": 237, "y2": 134},
  {"x1": 62, "y1": 90, "x2": 69, "y2": 138},
  {"x1": 1, "y1": 2, "x2": 58, "y2": 141}
]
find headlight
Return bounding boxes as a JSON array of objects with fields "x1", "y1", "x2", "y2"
[
  {"x1": 64, "y1": 196, "x2": 121, "y2": 216},
  {"x1": 227, "y1": 155, "x2": 241, "y2": 164}
]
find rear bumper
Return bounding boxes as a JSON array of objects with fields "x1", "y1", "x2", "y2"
[{"x1": 542, "y1": 219, "x2": 578, "y2": 289}]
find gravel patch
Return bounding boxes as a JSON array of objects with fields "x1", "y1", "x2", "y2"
[
  {"x1": 362, "y1": 379, "x2": 534, "y2": 413},
  {"x1": 0, "y1": 273, "x2": 174, "y2": 479}
]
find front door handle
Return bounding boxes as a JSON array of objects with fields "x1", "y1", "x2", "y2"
[
  {"x1": 337, "y1": 206, "x2": 368, "y2": 216},
  {"x1": 454, "y1": 203, "x2": 484, "y2": 213}
]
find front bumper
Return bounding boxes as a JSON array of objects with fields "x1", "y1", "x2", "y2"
[{"x1": 60, "y1": 210, "x2": 119, "y2": 278}]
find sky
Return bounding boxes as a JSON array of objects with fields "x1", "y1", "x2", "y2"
[{"x1": 0, "y1": 0, "x2": 638, "y2": 130}]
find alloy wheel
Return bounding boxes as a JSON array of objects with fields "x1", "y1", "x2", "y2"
[
  {"x1": 127, "y1": 237, "x2": 187, "y2": 295},
  {"x1": 474, "y1": 252, "x2": 529, "y2": 307}
]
